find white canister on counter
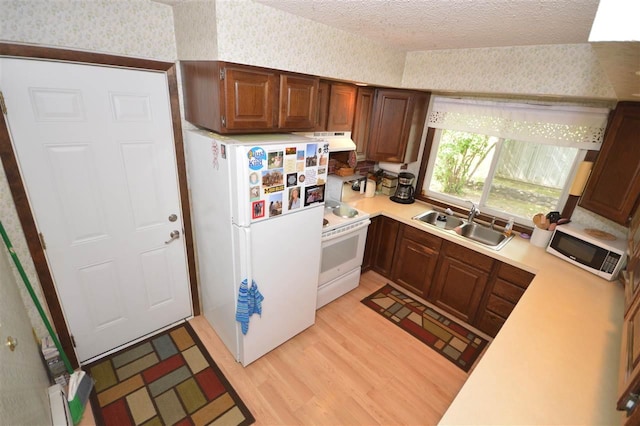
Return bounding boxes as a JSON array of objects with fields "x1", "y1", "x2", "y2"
[
  {"x1": 365, "y1": 179, "x2": 376, "y2": 197},
  {"x1": 530, "y1": 227, "x2": 554, "y2": 248}
]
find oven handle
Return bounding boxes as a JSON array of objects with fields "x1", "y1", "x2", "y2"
[{"x1": 321, "y1": 219, "x2": 370, "y2": 242}]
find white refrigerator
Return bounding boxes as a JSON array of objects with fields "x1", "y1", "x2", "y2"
[{"x1": 185, "y1": 129, "x2": 328, "y2": 366}]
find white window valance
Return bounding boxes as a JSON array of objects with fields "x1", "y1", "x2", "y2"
[{"x1": 427, "y1": 97, "x2": 610, "y2": 150}]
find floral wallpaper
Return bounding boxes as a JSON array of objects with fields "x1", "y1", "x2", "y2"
[
  {"x1": 403, "y1": 44, "x2": 617, "y2": 99},
  {"x1": 173, "y1": 0, "x2": 218, "y2": 60},
  {"x1": 174, "y1": 0, "x2": 407, "y2": 87},
  {"x1": 0, "y1": 168, "x2": 50, "y2": 339},
  {"x1": 572, "y1": 207, "x2": 628, "y2": 240},
  {"x1": 0, "y1": 0, "x2": 177, "y2": 61}
]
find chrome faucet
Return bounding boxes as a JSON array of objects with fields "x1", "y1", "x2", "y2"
[{"x1": 467, "y1": 202, "x2": 480, "y2": 224}]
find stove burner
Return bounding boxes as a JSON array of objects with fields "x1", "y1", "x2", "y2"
[
  {"x1": 333, "y1": 205, "x2": 358, "y2": 219},
  {"x1": 323, "y1": 218, "x2": 329, "y2": 227}
]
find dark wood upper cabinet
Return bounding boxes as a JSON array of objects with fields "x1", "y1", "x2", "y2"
[
  {"x1": 367, "y1": 89, "x2": 430, "y2": 163},
  {"x1": 314, "y1": 81, "x2": 330, "y2": 131},
  {"x1": 278, "y1": 73, "x2": 319, "y2": 129},
  {"x1": 352, "y1": 87, "x2": 375, "y2": 160},
  {"x1": 326, "y1": 83, "x2": 356, "y2": 131},
  {"x1": 580, "y1": 102, "x2": 640, "y2": 225},
  {"x1": 180, "y1": 61, "x2": 318, "y2": 133},
  {"x1": 314, "y1": 81, "x2": 356, "y2": 131}
]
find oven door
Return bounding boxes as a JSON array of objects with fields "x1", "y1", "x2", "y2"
[{"x1": 320, "y1": 220, "x2": 369, "y2": 285}]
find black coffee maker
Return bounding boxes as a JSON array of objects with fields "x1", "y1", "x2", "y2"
[{"x1": 390, "y1": 172, "x2": 415, "y2": 204}]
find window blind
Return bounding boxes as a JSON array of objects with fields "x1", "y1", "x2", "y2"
[{"x1": 427, "y1": 97, "x2": 610, "y2": 150}]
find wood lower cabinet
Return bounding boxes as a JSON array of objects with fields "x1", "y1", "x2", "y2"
[
  {"x1": 618, "y1": 285, "x2": 640, "y2": 422},
  {"x1": 580, "y1": 102, "x2": 640, "y2": 225},
  {"x1": 475, "y1": 262, "x2": 534, "y2": 337},
  {"x1": 180, "y1": 61, "x2": 318, "y2": 133},
  {"x1": 362, "y1": 215, "x2": 400, "y2": 278},
  {"x1": 618, "y1": 206, "x2": 640, "y2": 423},
  {"x1": 391, "y1": 224, "x2": 441, "y2": 297},
  {"x1": 429, "y1": 241, "x2": 494, "y2": 323},
  {"x1": 364, "y1": 217, "x2": 535, "y2": 336}
]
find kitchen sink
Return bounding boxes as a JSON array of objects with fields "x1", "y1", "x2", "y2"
[
  {"x1": 412, "y1": 210, "x2": 514, "y2": 250},
  {"x1": 413, "y1": 210, "x2": 464, "y2": 230},
  {"x1": 456, "y1": 222, "x2": 514, "y2": 250}
]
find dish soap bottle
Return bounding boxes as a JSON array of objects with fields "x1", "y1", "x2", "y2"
[{"x1": 504, "y1": 217, "x2": 514, "y2": 237}]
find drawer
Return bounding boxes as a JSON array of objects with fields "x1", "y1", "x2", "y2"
[
  {"x1": 476, "y1": 310, "x2": 505, "y2": 337},
  {"x1": 497, "y1": 262, "x2": 534, "y2": 289},
  {"x1": 443, "y1": 240, "x2": 494, "y2": 272},
  {"x1": 486, "y1": 294, "x2": 516, "y2": 318},
  {"x1": 402, "y1": 225, "x2": 442, "y2": 251},
  {"x1": 492, "y1": 278, "x2": 526, "y2": 304}
]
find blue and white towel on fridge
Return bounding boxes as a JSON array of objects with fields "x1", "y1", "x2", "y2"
[{"x1": 236, "y1": 279, "x2": 264, "y2": 335}]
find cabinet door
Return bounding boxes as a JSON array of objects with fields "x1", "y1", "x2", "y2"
[
  {"x1": 367, "y1": 89, "x2": 414, "y2": 163},
  {"x1": 431, "y1": 255, "x2": 489, "y2": 323},
  {"x1": 404, "y1": 91, "x2": 430, "y2": 163},
  {"x1": 279, "y1": 74, "x2": 319, "y2": 129},
  {"x1": 391, "y1": 225, "x2": 440, "y2": 297},
  {"x1": 372, "y1": 216, "x2": 400, "y2": 278},
  {"x1": 314, "y1": 80, "x2": 330, "y2": 131},
  {"x1": 475, "y1": 262, "x2": 533, "y2": 337},
  {"x1": 580, "y1": 102, "x2": 640, "y2": 225},
  {"x1": 326, "y1": 83, "x2": 356, "y2": 131},
  {"x1": 618, "y1": 293, "x2": 640, "y2": 416},
  {"x1": 352, "y1": 87, "x2": 375, "y2": 160},
  {"x1": 429, "y1": 242, "x2": 493, "y2": 323},
  {"x1": 362, "y1": 215, "x2": 380, "y2": 272},
  {"x1": 181, "y1": 61, "x2": 221, "y2": 132},
  {"x1": 223, "y1": 65, "x2": 278, "y2": 130}
]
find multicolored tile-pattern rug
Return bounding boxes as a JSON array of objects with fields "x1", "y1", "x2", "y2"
[
  {"x1": 86, "y1": 323, "x2": 254, "y2": 426},
  {"x1": 361, "y1": 284, "x2": 489, "y2": 372}
]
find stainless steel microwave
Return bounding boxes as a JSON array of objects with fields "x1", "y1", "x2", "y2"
[{"x1": 546, "y1": 223, "x2": 627, "y2": 281}]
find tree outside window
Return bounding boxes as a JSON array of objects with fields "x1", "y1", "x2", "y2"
[{"x1": 426, "y1": 129, "x2": 580, "y2": 224}]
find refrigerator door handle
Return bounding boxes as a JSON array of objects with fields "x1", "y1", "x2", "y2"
[{"x1": 243, "y1": 226, "x2": 252, "y2": 286}]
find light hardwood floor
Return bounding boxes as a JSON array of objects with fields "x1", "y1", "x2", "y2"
[{"x1": 190, "y1": 271, "x2": 473, "y2": 425}]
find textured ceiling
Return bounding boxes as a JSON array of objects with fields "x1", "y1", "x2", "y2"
[
  {"x1": 254, "y1": 0, "x2": 600, "y2": 51},
  {"x1": 162, "y1": 0, "x2": 639, "y2": 100}
]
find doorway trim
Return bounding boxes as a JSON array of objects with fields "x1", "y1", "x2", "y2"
[{"x1": 0, "y1": 42, "x2": 200, "y2": 368}]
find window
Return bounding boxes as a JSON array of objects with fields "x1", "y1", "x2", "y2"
[
  {"x1": 425, "y1": 129, "x2": 580, "y2": 223},
  {"x1": 420, "y1": 97, "x2": 610, "y2": 226}
]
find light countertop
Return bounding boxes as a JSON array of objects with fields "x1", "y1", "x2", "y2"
[{"x1": 345, "y1": 194, "x2": 625, "y2": 425}]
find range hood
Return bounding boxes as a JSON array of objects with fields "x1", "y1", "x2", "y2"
[{"x1": 294, "y1": 131, "x2": 356, "y2": 152}]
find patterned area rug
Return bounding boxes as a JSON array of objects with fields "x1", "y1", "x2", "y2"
[
  {"x1": 86, "y1": 322, "x2": 254, "y2": 426},
  {"x1": 361, "y1": 284, "x2": 489, "y2": 372}
]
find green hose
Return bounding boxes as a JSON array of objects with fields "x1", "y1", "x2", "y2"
[{"x1": 0, "y1": 220, "x2": 73, "y2": 374}]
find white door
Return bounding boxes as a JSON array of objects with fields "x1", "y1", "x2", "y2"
[{"x1": 0, "y1": 58, "x2": 192, "y2": 362}]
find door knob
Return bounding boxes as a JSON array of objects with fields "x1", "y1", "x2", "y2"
[
  {"x1": 168, "y1": 214, "x2": 178, "y2": 222},
  {"x1": 165, "y1": 230, "x2": 180, "y2": 244},
  {"x1": 6, "y1": 336, "x2": 17, "y2": 352}
]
